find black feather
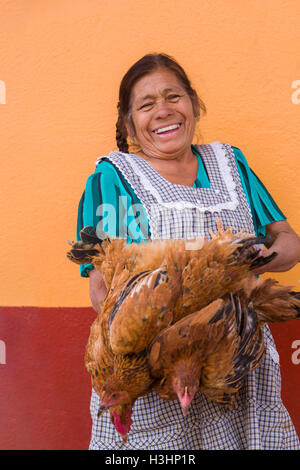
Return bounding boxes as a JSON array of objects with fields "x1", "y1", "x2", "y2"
[
  {"x1": 80, "y1": 226, "x2": 110, "y2": 244},
  {"x1": 249, "y1": 251, "x2": 277, "y2": 269},
  {"x1": 108, "y1": 271, "x2": 151, "y2": 330},
  {"x1": 67, "y1": 248, "x2": 100, "y2": 262}
]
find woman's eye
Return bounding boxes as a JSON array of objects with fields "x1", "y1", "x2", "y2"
[
  {"x1": 137, "y1": 95, "x2": 182, "y2": 110},
  {"x1": 167, "y1": 94, "x2": 181, "y2": 101},
  {"x1": 139, "y1": 102, "x2": 153, "y2": 110}
]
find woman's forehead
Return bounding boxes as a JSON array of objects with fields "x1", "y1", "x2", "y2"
[{"x1": 131, "y1": 69, "x2": 184, "y2": 102}]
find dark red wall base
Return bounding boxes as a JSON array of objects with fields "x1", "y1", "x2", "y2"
[
  {"x1": 0, "y1": 306, "x2": 95, "y2": 450},
  {"x1": 0, "y1": 306, "x2": 299, "y2": 450}
]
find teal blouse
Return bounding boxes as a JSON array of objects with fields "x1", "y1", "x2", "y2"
[{"x1": 76, "y1": 146, "x2": 286, "y2": 277}]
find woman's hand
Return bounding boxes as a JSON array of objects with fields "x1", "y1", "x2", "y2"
[
  {"x1": 253, "y1": 220, "x2": 300, "y2": 275},
  {"x1": 89, "y1": 268, "x2": 108, "y2": 313}
]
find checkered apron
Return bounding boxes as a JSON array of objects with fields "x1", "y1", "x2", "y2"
[{"x1": 89, "y1": 142, "x2": 300, "y2": 450}]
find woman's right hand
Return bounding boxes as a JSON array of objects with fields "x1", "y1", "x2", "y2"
[{"x1": 89, "y1": 268, "x2": 108, "y2": 313}]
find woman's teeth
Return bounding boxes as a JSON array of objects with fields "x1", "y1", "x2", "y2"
[{"x1": 154, "y1": 123, "x2": 181, "y2": 134}]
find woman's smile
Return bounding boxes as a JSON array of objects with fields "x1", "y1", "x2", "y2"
[{"x1": 153, "y1": 122, "x2": 182, "y2": 136}]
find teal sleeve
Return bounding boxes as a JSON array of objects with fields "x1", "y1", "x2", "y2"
[
  {"x1": 76, "y1": 172, "x2": 102, "y2": 277},
  {"x1": 76, "y1": 160, "x2": 149, "y2": 277},
  {"x1": 232, "y1": 146, "x2": 286, "y2": 236}
]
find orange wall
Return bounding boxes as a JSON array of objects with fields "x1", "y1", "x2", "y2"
[{"x1": 0, "y1": 0, "x2": 300, "y2": 307}]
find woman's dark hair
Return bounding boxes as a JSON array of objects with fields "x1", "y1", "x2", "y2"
[{"x1": 116, "y1": 53, "x2": 206, "y2": 153}]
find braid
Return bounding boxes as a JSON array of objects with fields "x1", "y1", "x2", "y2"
[{"x1": 116, "y1": 108, "x2": 129, "y2": 153}]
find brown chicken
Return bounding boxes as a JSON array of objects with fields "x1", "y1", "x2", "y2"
[
  {"x1": 67, "y1": 224, "x2": 281, "y2": 441},
  {"x1": 148, "y1": 277, "x2": 300, "y2": 415}
]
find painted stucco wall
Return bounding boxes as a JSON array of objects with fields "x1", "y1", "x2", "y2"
[
  {"x1": 0, "y1": 0, "x2": 299, "y2": 449},
  {"x1": 1, "y1": 0, "x2": 300, "y2": 306}
]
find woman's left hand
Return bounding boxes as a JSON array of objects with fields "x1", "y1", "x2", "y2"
[{"x1": 253, "y1": 220, "x2": 300, "y2": 275}]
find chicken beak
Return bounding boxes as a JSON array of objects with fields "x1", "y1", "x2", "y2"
[
  {"x1": 179, "y1": 386, "x2": 193, "y2": 416},
  {"x1": 100, "y1": 390, "x2": 109, "y2": 407},
  {"x1": 97, "y1": 404, "x2": 109, "y2": 417}
]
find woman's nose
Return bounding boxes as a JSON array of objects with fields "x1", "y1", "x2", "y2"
[{"x1": 154, "y1": 99, "x2": 173, "y2": 119}]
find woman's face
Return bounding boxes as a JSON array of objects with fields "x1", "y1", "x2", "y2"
[{"x1": 127, "y1": 68, "x2": 198, "y2": 160}]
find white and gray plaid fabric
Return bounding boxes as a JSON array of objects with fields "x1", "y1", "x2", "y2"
[
  {"x1": 96, "y1": 142, "x2": 255, "y2": 240},
  {"x1": 90, "y1": 142, "x2": 300, "y2": 450}
]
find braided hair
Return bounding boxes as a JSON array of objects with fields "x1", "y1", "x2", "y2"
[
  {"x1": 116, "y1": 107, "x2": 129, "y2": 153},
  {"x1": 116, "y1": 53, "x2": 206, "y2": 153}
]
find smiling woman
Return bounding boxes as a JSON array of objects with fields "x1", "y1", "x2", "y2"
[
  {"x1": 128, "y1": 69, "x2": 198, "y2": 174},
  {"x1": 116, "y1": 54, "x2": 205, "y2": 155},
  {"x1": 76, "y1": 53, "x2": 300, "y2": 450}
]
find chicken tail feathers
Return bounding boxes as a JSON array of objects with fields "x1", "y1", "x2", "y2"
[
  {"x1": 230, "y1": 295, "x2": 265, "y2": 381},
  {"x1": 249, "y1": 251, "x2": 278, "y2": 270},
  {"x1": 242, "y1": 279, "x2": 300, "y2": 323},
  {"x1": 66, "y1": 242, "x2": 102, "y2": 264},
  {"x1": 80, "y1": 226, "x2": 110, "y2": 245},
  {"x1": 66, "y1": 226, "x2": 111, "y2": 264},
  {"x1": 290, "y1": 291, "x2": 300, "y2": 318},
  {"x1": 235, "y1": 235, "x2": 270, "y2": 253},
  {"x1": 231, "y1": 235, "x2": 278, "y2": 271}
]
